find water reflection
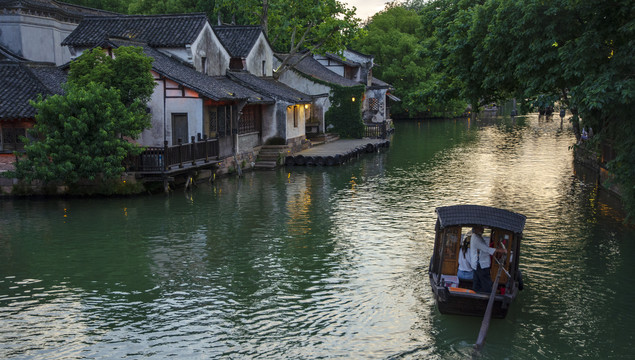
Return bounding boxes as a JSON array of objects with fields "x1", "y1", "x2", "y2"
[{"x1": 1, "y1": 114, "x2": 633, "y2": 359}]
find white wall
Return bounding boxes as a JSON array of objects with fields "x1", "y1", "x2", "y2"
[
  {"x1": 285, "y1": 104, "x2": 306, "y2": 140},
  {"x1": 190, "y1": 23, "x2": 230, "y2": 76},
  {"x1": 165, "y1": 97, "x2": 203, "y2": 145},
  {"x1": 158, "y1": 47, "x2": 191, "y2": 62},
  {"x1": 0, "y1": 14, "x2": 77, "y2": 65},
  {"x1": 140, "y1": 75, "x2": 167, "y2": 147},
  {"x1": 277, "y1": 68, "x2": 331, "y2": 96},
  {"x1": 277, "y1": 68, "x2": 330, "y2": 132},
  {"x1": 141, "y1": 75, "x2": 203, "y2": 147},
  {"x1": 261, "y1": 104, "x2": 277, "y2": 142},
  {"x1": 314, "y1": 55, "x2": 345, "y2": 77},
  {"x1": 245, "y1": 33, "x2": 273, "y2": 76}
]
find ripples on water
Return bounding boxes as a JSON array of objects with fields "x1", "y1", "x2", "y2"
[{"x1": 1, "y1": 114, "x2": 633, "y2": 359}]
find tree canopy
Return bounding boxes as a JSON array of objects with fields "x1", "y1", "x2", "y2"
[
  {"x1": 353, "y1": 5, "x2": 467, "y2": 117},
  {"x1": 12, "y1": 46, "x2": 155, "y2": 185},
  {"x1": 357, "y1": 0, "x2": 634, "y2": 218}
]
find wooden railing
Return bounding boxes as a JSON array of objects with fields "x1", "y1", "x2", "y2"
[
  {"x1": 126, "y1": 136, "x2": 219, "y2": 173},
  {"x1": 364, "y1": 121, "x2": 388, "y2": 139}
]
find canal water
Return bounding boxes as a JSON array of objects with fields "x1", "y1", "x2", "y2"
[{"x1": 1, "y1": 115, "x2": 633, "y2": 359}]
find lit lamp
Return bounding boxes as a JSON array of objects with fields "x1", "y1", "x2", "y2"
[{"x1": 351, "y1": 97, "x2": 356, "y2": 102}]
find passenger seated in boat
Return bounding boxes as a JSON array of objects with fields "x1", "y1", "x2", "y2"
[{"x1": 457, "y1": 231, "x2": 473, "y2": 281}]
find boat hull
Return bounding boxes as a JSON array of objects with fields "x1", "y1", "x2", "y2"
[{"x1": 430, "y1": 278, "x2": 517, "y2": 318}]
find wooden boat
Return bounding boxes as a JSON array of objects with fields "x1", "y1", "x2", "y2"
[{"x1": 429, "y1": 205, "x2": 526, "y2": 318}]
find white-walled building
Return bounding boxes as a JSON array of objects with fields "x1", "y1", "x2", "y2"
[{"x1": 0, "y1": 0, "x2": 114, "y2": 65}]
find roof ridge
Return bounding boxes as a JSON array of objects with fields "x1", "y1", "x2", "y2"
[
  {"x1": 0, "y1": 43, "x2": 29, "y2": 62},
  {"x1": 19, "y1": 62, "x2": 58, "y2": 94},
  {"x1": 82, "y1": 13, "x2": 208, "y2": 19},
  {"x1": 213, "y1": 25, "x2": 261, "y2": 28}
]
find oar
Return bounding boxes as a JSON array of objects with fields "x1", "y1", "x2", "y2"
[
  {"x1": 474, "y1": 243, "x2": 507, "y2": 353},
  {"x1": 474, "y1": 263, "x2": 504, "y2": 352}
]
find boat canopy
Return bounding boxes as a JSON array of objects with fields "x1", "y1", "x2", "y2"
[{"x1": 435, "y1": 205, "x2": 526, "y2": 234}]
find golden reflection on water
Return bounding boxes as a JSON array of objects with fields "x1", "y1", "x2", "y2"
[
  {"x1": 286, "y1": 173, "x2": 312, "y2": 236},
  {"x1": 1, "y1": 114, "x2": 632, "y2": 359}
]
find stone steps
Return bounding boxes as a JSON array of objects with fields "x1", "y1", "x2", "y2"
[
  {"x1": 254, "y1": 145, "x2": 289, "y2": 170},
  {"x1": 310, "y1": 133, "x2": 340, "y2": 146},
  {"x1": 254, "y1": 161, "x2": 278, "y2": 170}
]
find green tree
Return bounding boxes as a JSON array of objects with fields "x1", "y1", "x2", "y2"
[
  {"x1": 325, "y1": 85, "x2": 365, "y2": 138},
  {"x1": 13, "y1": 46, "x2": 155, "y2": 185},
  {"x1": 263, "y1": 0, "x2": 365, "y2": 78},
  {"x1": 61, "y1": 0, "x2": 130, "y2": 13},
  {"x1": 354, "y1": 5, "x2": 466, "y2": 118},
  {"x1": 127, "y1": 0, "x2": 207, "y2": 15},
  {"x1": 426, "y1": 0, "x2": 634, "y2": 219},
  {"x1": 69, "y1": 46, "x2": 155, "y2": 107}
]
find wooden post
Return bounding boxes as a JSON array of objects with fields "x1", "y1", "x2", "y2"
[
  {"x1": 191, "y1": 135, "x2": 196, "y2": 166},
  {"x1": 178, "y1": 138, "x2": 183, "y2": 168},
  {"x1": 163, "y1": 140, "x2": 169, "y2": 171},
  {"x1": 204, "y1": 134, "x2": 209, "y2": 162}
]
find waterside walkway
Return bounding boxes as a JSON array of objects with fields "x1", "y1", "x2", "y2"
[{"x1": 285, "y1": 138, "x2": 390, "y2": 166}]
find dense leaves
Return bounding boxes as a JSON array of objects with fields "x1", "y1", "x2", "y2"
[
  {"x1": 12, "y1": 46, "x2": 155, "y2": 185},
  {"x1": 69, "y1": 47, "x2": 155, "y2": 107},
  {"x1": 215, "y1": 0, "x2": 365, "y2": 78},
  {"x1": 353, "y1": 6, "x2": 466, "y2": 117},
  {"x1": 360, "y1": 0, "x2": 634, "y2": 218},
  {"x1": 325, "y1": 85, "x2": 365, "y2": 138},
  {"x1": 15, "y1": 84, "x2": 145, "y2": 183}
]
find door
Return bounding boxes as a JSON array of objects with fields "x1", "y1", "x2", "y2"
[{"x1": 171, "y1": 113, "x2": 188, "y2": 145}]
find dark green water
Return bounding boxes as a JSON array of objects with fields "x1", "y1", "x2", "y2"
[{"x1": 1, "y1": 115, "x2": 633, "y2": 359}]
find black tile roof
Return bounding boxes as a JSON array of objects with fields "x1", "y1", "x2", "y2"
[
  {"x1": 344, "y1": 48, "x2": 374, "y2": 61},
  {"x1": 213, "y1": 26, "x2": 263, "y2": 58},
  {"x1": 0, "y1": 44, "x2": 28, "y2": 62},
  {"x1": 322, "y1": 52, "x2": 360, "y2": 67},
  {"x1": 0, "y1": 59, "x2": 66, "y2": 121},
  {"x1": 276, "y1": 53, "x2": 360, "y2": 87},
  {"x1": 370, "y1": 77, "x2": 392, "y2": 89},
  {"x1": 435, "y1": 205, "x2": 527, "y2": 234},
  {"x1": 110, "y1": 40, "x2": 272, "y2": 104},
  {"x1": 62, "y1": 14, "x2": 208, "y2": 48},
  {"x1": 227, "y1": 70, "x2": 312, "y2": 104}
]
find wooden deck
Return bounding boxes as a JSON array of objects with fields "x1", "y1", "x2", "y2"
[{"x1": 285, "y1": 138, "x2": 390, "y2": 166}]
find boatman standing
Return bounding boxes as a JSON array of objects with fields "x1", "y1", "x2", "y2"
[{"x1": 470, "y1": 225, "x2": 507, "y2": 293}]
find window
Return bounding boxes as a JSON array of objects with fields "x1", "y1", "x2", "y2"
[
  {"x1": 1, "y1": 126, "x2": 26, "y2": 152},
  {"x1": 293, "y1": 106, "x2": 298, "y2": 128},
  {"x1": 369, "y1": 98, "x2": 379, "y2": 111},
  {"x1": 209, "y1": 105, "x2": 232, "y2": 138},
  {"x1": 201, "y1": 56, "x2": 207, "y2": 74},
  {"x1": 344, "y1": 65, "x2": 356, "y2": 80},
  {"x1": 262, "y1": 60, "x2": 266, "y2": 76},
  {"x1": 239, "y1": 106, "x2": 260, "y2": 134}
]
